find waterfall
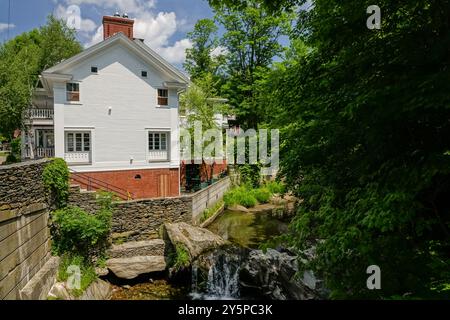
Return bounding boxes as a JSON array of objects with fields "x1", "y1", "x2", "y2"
[
  {"x1": 206, "y1": 252, "x2": 240, "y2": 299},
  {"x1": 191, "y1": 247, "x2": 245, "y2": 300},
  {"x1": 191, "y1": 263, "x2": 198, "y2": 292}
]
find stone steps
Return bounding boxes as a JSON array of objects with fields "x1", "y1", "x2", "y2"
[
  {"x1": 107, "y1": 239, "x2": 165, "y2": 258},
  {"x1": 106, "y1": 256, "x2": 166, "y2": 280},
  {"x1": 105, "y1": 239, "x2": 167, "y2": 280}
]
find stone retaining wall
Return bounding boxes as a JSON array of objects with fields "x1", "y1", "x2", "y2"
[
  {"x1": 0, "y1": 160, "x2": 52, "y2": 300},
  {"x1": 68, "y1": 177, "x2": 232, "y2": 242},
  {"x1": 112, "y1": 197, "x2": 192, "y2": 241}
]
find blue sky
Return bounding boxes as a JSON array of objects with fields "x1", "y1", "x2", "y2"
[{"x1": 0, "y1": 0, "x2": 215, "y2": 67}]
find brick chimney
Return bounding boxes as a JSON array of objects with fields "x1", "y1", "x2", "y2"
[{"x1": 103, "y1": 14, "x2": 134, "y2": 40}]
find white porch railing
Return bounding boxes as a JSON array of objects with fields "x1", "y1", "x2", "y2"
[
  {"x1": 36, "y1": 147, "x2": 54, "y2": 158},
  {"x1": 147, "y1": 150, "x2": 169, "y2": 162},
  {"x1": 30, "y1": 108, "x2": 54, "y2": 119},
  {"x1": 65, "y1": 152, "x2": 90, "y2": 164}
]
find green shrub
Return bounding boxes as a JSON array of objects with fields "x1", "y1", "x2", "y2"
[
  {"x1": 239, "y1": 192, "x2": 257, "y2": 207},
  {"x1": 5, "y1": 138, "x2": 21, "y2": 164},
  {"x1": 96, "y1": 190, "x2": 118, "y2": 211},
  {"x1": 57, "y1": 254, "x2": 97, "y2": 297},
  {"x1": 170, "y1": 244, "x2": 191, "y2": 271},
  {"x1": 224, "y1": 186, "x2": 257, "y2": 208},
  {"x1": 51, "y1": 206, "x2": 111, "y2": 259},
  {"x1": 238, "y1": 164, "x2": 261, "y2": 188},
  {"x1": 266, "y1": 181, "x2": 286, "y2": 195},
  {"x1": 95, "y1": 191, "x2": 114, "y2": 231},
  {"x1": 252, "y1": 187, "x2": 271, "y2": 203},
  {"x1": 43, "y1": 158, "x2": 69, "y2": 208}
]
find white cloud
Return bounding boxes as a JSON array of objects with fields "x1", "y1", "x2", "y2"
[
  {"x1": 80, "y1": 19, "x2": 97, "y2": 33},
  {"x1": 64, "y1": 0, "x2": 156, "y2": 14},
  {"x1": 157, "y1": 39, "x2": 192, "y2": 65},
  {"x1": 56, "y1": 0, "x2": 192, "y2": 65},
  {"x1": 86, "y1": 25, "x2": 104, "y2": 47},
  {"x1": 54, "y1": 4, "x2": 98, "y2": 34},
  {"x1": 0, "y1": 23, "x2": 15, "y2": 33}
]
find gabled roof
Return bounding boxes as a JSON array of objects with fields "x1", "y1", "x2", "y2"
[{"x1": 42, "y1": 32, "x2": 189, "y2": 86}]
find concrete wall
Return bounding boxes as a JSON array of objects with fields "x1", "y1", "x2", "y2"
[
  {"x1": 0, "y1": 160, "x2": 52, "y2": 300},
  {"x1": 191, "y1": 177, "x2": 231, "y2": 224}
]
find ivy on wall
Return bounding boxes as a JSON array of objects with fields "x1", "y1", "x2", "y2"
[{"x1": 42, "y1": 158, "x2": 70, "y2": 208}]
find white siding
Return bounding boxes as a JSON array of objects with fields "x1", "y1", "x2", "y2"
[{"x1": 53, "y1": 43, "x2": 181, "y2": 172}]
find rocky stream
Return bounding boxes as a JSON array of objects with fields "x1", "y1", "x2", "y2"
[{"x1": 110, "y1": 203, "x2": 327, "y2": 300}]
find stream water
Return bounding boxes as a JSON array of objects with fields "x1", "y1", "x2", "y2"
[
  {"x1": 207, "y1": 209, "x2": 289, "y2": 249},
  {"x1": 111, "y1": 208, "x2": 290, "y2": 300}
]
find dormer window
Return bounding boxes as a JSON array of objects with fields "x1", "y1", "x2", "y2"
[
  {"x1": 66, "y1": 83, "x2": 80, "y2": 102},
  {"x1": 157, "y1": 89, "x2": 168, "y2": 106},
  {"x1": 141, "y1": 71, "x2": 147, "y2": 78},
  {"x1": 91, "y1": 66, "x2": 98, "y2": 73}
]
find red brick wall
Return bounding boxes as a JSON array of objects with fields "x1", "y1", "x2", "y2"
[
  {"x1": 180, "y1": 160, "x2": 228, "y2": 188},
  {"x1": 70, "y1": 168, "x2": 179, "y2": 200}
]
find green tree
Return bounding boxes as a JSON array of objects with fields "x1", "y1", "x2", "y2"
[
  {"x1": 0, "y1": 16, "x2": 82, "y2": 139},
  {"x1": 184, "y1": 19, "x2": 224, "y2": 82},
  {"x1": 263, "y1": 0, "x2": 450, "y2": 298},
  {"x1": 180, "y1": 74, "x2": 230, "y2": 182},
  {"x1": 208, "y1": 0, "x2": 300, "y2": 13},
  {"x1": 215, "y1": 3, "x2": 292, "y2": 129}
]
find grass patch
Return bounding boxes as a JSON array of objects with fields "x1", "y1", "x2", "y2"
[
  {"x1": 223, "y1": 181, "x2": 287, "y2": 208},
  {"x1": 251, "y1": 187, "x2": 271, "y2": 204},
  {"x1": 169, "y1": 244, "x2": 191, "y2": 271},
  {"x1": 57, "y1": 254, "x2": 98, "y2": 297},
  {"x1": 200, "y1": 200, "x2": 224, "y2": 223},
  {"x1": 224, "y1": 185, "x2": 258, "y2": 208},
  {"x1": 266, "y1": 181, "x2": 286, "y2": 195}
]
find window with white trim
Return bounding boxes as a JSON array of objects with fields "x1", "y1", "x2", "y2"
[
  {"x1": 148, "y1": 132, "x2": 168, "y2": 151},
  {"x1": 65, "y1": 132, "x2": 91, "y2": 152},
  {"x1": 66, "y1": 83, "x2": 80, "y2": 102}
]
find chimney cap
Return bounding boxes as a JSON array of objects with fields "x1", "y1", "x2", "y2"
[
  {"x1": 122, "y1": 13, "x2": 129, "y2": 18},
  {"x1": 114, "y1": 11, "x2": 121, "y2": 17}
]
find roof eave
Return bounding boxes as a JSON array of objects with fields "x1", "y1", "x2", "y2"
[{"x1": 43, "y1": 33, "x2": 189, "y2": 84}]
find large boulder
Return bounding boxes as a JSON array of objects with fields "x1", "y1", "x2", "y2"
[
  {"x1": 164, "y1": 222, "x2": 226, "y2": 260},
  {"x1": 48, "y1": 279, "x2": 112, "y2": 300},
  {"x1": 107, "y1": 239, "x2": 165, "y2": 258},
  {"x1": 106, "y1": 256, "x2": 166, "y2": 279},
  {"x1": 239, "y1": 249, "x2": 326, "y2": 300},
  {"x1": 80, "y1": 279, "x2": 113, "y2": 300}
]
